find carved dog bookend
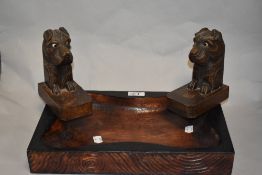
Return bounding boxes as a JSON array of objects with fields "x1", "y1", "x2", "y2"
[
  {"x1": 167, "y1": 28, "x2": 229, "y2": 118},
  {"x1": 42, "y1": 27, "x2": 76, "y2": 95},
  {"x1": 38, "y1": 27, "x2": 92, "y2": 121},
  {"x1": 187, "y1": 28, "x2": 225, "y2": 95}
]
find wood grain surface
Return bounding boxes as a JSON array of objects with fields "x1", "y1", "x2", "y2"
[
  {"x1": 43, "y1": 92, "x2": 219, "y2": 149},
  {"x1": 167, "y1": 84, "x2": 229, "y2": 118},
  {"x1": 38, "y1": 82, "x2": 92, "y2": 121},
  {"x1": 27, "y1": 91, "x2": 234, "y2": 174},
  {"x1": 28, "y1": 151, "x2": 234, "y2": 174}
]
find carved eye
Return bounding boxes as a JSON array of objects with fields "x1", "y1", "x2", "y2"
[
  {"x1": 51, "y1": 43, "x2": 57, "y2": 48},
  {"x1": 203, "y1": 42, "x2": 209, "y2": 47}
]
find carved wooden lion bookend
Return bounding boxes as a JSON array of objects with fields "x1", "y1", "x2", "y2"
[
  {"x1": 38, "y1": 27, "x2": 92, "y2": 121},
  {"x1": 167, "y1": 28, "x2": 229, "y2": 119}
]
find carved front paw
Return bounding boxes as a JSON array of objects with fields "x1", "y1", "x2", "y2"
[
  {"x1": 52, "y1": 84, "x2": 61, "y2": 95},
  {"x1": 200, "y1": 83, "x2": 211, "y2": 95},
  {"x1": 187, "y1": 80, "x2": 198, "y2": 90},
  {"x1": 66, "y1": 81, "x2": 77, "y2": 91}
]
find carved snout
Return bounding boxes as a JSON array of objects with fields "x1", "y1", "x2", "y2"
[
  {"x1": 60, "y1": 45, "x2": 71, "y2": 56},
  {"x1": 63, "y1": 51, "x2": 72, "y2": 59},
  {"x1": 61, "y1": 47, "x2": 73, "y2": 64},
  {"x1": 190, "y1": 47, "x2": 198, "y2": 55},
  {"x1": 188, "y1": 47, "x2": 209, "y2": 65},
  {"x1": 189, "y1": 47, "x2": 198, "y2": 62}
]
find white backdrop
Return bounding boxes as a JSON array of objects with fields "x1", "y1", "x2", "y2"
[{"x1": 0, "y1": 0, "x2": 262, "y2": 174}]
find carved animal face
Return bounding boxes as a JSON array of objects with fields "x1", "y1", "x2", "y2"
[
  {"x1": 42, "y1": 27, "x2": 73, "y2": 65},
  {"x1": 189, "y1": 28, "x2": 225, "y2": 65}
]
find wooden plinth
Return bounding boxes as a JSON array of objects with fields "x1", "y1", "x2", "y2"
[
  {"x1": 167, "y1": 84, "x2": 229, "y2": 119},
  {"x1": 27, "y1": 91, "x2": 234, "y2": 175},
  {"x1": 38, "y1": 82, "x2": 92, "y2": 121}
]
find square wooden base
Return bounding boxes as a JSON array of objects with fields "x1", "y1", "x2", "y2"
[
  {"x1": 167, "y1": 84, "x2": 229, "y2": 118},
  {"x1": 27, "y1": 91, "x2": 234, "y2": 175},
  {"x1": 38, "y1": 82, "x2": 92, "y2": 121}
]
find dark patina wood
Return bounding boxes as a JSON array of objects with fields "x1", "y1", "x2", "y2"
[
  {"x1": 168, "y1": 28, "x2": 228, "y2": 118},
  {"x1": 42, "y1": 27, "x2": 76, "y2": 94},
  {"x1": 38, "y1": 82, "x2": 92, "y2": 121},
  {"x1": 167, "y1": 84, "x2": 229, "y2": 118},
  {"x1": 39, "y1": 27, "x2": 92, "y2": 121},
  {"x1": 27, "y1": 91, "x2": 234, "y2": 175},
  {"x1": 42, "y1": 92, "x2": 219, "y2": 149},
  {"x1": 187, "y1": 28, "x2": 225, "y2": 95}
]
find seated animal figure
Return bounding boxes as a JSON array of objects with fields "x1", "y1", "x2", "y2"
[
  {"x1": 42, "y1": 27, "x2": 77, "y2": 94},
  {"x1": 187, "y1": 28, "x2": 225, "y2": 95}
]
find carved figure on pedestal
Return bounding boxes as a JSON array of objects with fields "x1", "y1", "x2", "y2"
[
  {"x1": 187, "y1": 28, "x2": 225, "y2": 95},
  {"x1": 167, "y1": 27, "x2": 228, "y2": 118},
  {"x1": 42, "y1": 27, "x2": 77, "y2": 95},
  {"x1": 39, "y1": 27, "x2": 92, "y2": 121}
]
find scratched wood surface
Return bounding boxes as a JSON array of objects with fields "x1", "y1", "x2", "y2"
[{"x1": 27, "y1": 91, "x2": 234, "y2": 174}]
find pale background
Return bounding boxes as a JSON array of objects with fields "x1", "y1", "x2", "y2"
[{"x1": 0, "y1": 0, "x2": 262, "y2": 174}]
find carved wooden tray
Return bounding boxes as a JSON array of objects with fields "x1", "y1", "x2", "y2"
[{"x1": 27, "y1": 91, "x2": 234, "y2": 175}]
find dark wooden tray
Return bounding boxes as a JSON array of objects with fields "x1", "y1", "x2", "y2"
[{"x1": 27, "y1": 91, "x2": 234, "y2": 175}]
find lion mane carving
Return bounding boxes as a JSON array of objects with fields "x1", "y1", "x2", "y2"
[
  {"x1": 187, "y1": 28, "x2": 225, "y2": 95},
  {"x1": 42, "y1": 27, "x2": 77, "y2": 95}
]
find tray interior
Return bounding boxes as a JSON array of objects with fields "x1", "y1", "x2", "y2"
[{"x1": 28, "y1": 91, "x2": 234, "y2": 153}]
